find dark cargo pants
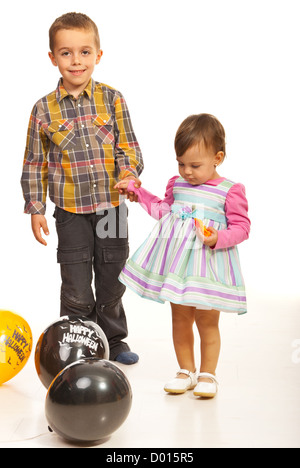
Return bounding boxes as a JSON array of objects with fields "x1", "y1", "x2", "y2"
[{"x1": 54, "y1": 204, "x2": 130, "y2": 360}]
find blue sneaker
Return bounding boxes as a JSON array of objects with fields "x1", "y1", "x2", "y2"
[{"x1": 115, "y1": 351, "x2": 139, "y2": 365}]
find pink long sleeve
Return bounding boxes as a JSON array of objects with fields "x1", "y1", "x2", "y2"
[
  {"x1": 214, "y1": 183, "x2": 251, "y2": 249},
  {"x1": 127, "y1": 176, "x2": 178, "y2": 220}
]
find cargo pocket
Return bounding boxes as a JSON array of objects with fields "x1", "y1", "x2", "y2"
[
  {"x1": 103, "y1": 244, "x2": 129, "y2": 266},
  {"x1": 57, "y1": 246, "x2": 90, "y2": 264},
  {"x1": 99, "y1": 244, "x2": 129, "y2": 300},
  {"x1": 92, "y1": 113, "x2": 115, "y2": 145},
  {"x1": 47, "y1": 120, "x2": 76, "y2": 151},
  {"x1": 57, "y1": 246, "x2": 95, "y2": 314}
]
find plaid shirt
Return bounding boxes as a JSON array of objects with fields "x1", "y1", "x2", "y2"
[{"x1": 21, "y1": 79, "x2": 143, "y2": 214}]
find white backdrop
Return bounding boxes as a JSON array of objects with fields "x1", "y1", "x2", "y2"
[{"x1": 0, "y1": 0, "x2": 299, "y2": 324}]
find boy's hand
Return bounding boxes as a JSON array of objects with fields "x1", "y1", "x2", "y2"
[
  {"x1": 31, "y1": 214, "x2": 49, "y2": 246},
  {"x1": 114, "y1": 177, "x2": 141, "y2": 202}
]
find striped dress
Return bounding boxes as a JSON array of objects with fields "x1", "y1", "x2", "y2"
[{"x1": 120, "y1": 177, "x2": 248, "y2": 314}]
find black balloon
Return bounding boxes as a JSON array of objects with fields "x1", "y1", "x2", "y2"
[
  {"x1": 45, "y1": 358, "x2": 132, "y2": 442},
  {"x1": 35, "y1": 316, "x2": 109, "y2": 389}
]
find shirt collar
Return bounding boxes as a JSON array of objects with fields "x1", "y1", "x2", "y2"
[
  {"x1": 56, "y1": 78, "x2": 94, "y2": 102},
  {"x1": 205, "y1": 177, "x2": 226, "y2": 186}
]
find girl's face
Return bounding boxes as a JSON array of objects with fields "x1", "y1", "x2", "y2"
[{"x1": 177, "y1": 140, "x2": 224, "y2": 185}]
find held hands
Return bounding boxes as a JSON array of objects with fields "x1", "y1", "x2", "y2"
[
  {"x1": 31, "y1": 214, "x2": 49, "y2": 246},
  {"x1": 114, "y1": 176, "x2": 141, "y2": 202}
]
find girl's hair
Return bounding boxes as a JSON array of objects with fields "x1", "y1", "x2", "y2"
[
  {"x1": 49, "y1": 12, "x2": 100, "y2": 52},
  {"x1": 175, "y1": 114, "x2": 226, "y2": 158}
]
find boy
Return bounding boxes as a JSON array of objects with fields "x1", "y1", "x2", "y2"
[{"x1": 21, "y1": 12, "x2": 144, "y2": 364}]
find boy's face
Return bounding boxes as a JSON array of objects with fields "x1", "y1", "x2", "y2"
[{"x1": 49, "y1": 28, "x2": 103, "y2": 97}]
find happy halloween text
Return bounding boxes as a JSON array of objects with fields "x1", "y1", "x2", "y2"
[
  {"x1": 4, "y1": 329, "x2": 30, "y2": 362},
  {"x1": 62, "y1": 325, "x2": 99, "y2": 351}
]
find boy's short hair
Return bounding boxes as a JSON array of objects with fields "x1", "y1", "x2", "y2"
[
  {"x1": 49, "y1": 12, "x2": 100, "y2": 52},
  {"x1": 175, "y1": 114, "x2": 226, "y2": 158}
]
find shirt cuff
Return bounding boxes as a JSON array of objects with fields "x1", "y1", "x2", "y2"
[
  {"x1": 24, "y1": 201, "x2": 46, "y2": 215},
  {"x1": 118, "y1": 168, "x2": 138, "y2": 180},
  {"x1": 127, "y1": 179, "x2": 139, "y2": 194}
]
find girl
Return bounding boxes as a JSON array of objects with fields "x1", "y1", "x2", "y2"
[{"x1": 115, "y1": 114, "x2": 250, "y2": 398}]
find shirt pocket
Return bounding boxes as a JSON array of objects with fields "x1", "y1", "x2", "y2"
[
  {"x1": 92, "y1": 113, "x2": 115, "y2": 145},
  {"x1": 47, "y1": 120, "x2": 76, "y2": 151}
]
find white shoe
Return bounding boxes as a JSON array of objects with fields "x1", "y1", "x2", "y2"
[
  {"x1": 164, "y1": 369, "x2": 197, "y2": 394},
  {"x1": 193, "y1": 372, "x2": 218, "y2": 398}
]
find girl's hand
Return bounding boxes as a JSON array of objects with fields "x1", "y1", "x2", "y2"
[
  {"x1": 203, "y1": 227, "x2": 218, "y2": 248},
  {"x1": 114, "y1": 177, "x2": 141, "y2": 202}
]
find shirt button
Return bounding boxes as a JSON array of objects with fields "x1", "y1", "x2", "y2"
[
  {"x1": 86, "y1": 144, "x2": 89, "y2": 148},
  {"x1": 93, "y1": 184, "x2": 97, "y2": 188},
  {"x1": 81, "y1": 124, "x2": 85, "y2": 128},
  {"x1": 90, "y1": 164, "x2": 94, "y2": 168}
]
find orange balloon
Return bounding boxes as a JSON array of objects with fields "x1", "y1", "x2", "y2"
[
  {"x1": 0, "y1": 310, "x2": 33, "y2": 385},
  {"x1": 195, "y1": 218, "x2": 211, "y2": 237}
]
